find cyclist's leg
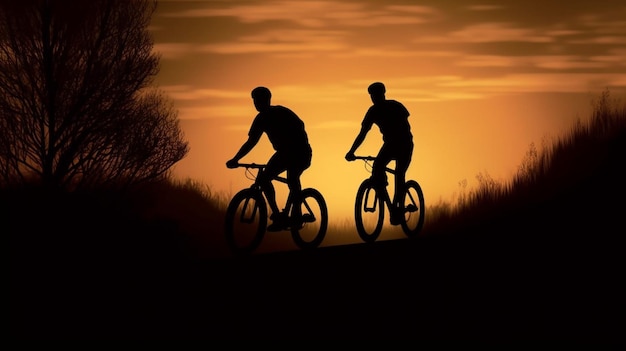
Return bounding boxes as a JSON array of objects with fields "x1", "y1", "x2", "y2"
[
  {"x1": 260, "y1": 152, "x2": 286, "y2": 219},
  {"x1": 286, "y1": 148, "x2": 312, "y2": 222},
  {"x1": 375, "y1": 145, "x2": 402, "y2": 224},
  {"x1": 393, "y1": 142, "x2": 413, "y2": 209},
  {"x1": 286, "y1": 168, "x2": 304, "y2": 220},
  {"x1": 372, "y1": 145, "x2": 392, "y2": 190}
]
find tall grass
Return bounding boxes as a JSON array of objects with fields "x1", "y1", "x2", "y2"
[{"x1": 421, "y1": 88, "x2": 625, "y2": 236}]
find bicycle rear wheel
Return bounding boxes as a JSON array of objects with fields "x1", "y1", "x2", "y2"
[
  {"x1": 354, "y1": 179, "x2": 384, "y2": 243},
  {"x1": 291, "y1": 188, "x2": 328, "y2": 250},
  {"x1": 224, "y1": 188, "x2": 267, "y2": 255},
  {"x1": 401, "y1": 180, "x2": 425, "y2": 238}
]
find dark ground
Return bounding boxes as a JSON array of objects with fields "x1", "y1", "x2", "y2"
[
  {"x1": 9, "y1": 135, "x2": 625, "y2": 342},
  {"x1": 10, "y1": 213, "x2": 623, "y2": 342}
]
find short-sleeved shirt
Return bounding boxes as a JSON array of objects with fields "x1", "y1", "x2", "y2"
[
  {"x1": 362, "y1": 99, "x2": 412, "y2": 145},
  {"x1": 249, "y1": 105, "x2": 311, "y2": 155}
]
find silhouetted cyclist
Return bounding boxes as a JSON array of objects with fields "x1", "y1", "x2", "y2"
[
  {"x1": 345, "y1": 82, "x2": 414, "y2": 225},
  {"x1": 227, "y1": 86, "x2": 313, "y2": 231}
]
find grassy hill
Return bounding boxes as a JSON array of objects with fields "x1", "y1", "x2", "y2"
[{"x1": 9, "y1": 90, "x2": 624, "y2": 341}]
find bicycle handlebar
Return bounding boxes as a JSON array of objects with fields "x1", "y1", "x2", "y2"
[
  {"x1": 351, "y1": 155, "x2": 397, "y2": 174},
  {"x1": 232, "y1": 163, "x2": 266, "y2": 169},
  {"x1": 352, "y1": 156, "x2": 376, "y2": 161},
  {"x1": 230, "y1": 162, "x2": 290, "y2": 183}
]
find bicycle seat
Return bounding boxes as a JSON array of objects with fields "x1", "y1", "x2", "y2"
[{"x1": 369, "y1": 176, "x2": 388, "y2": 187}]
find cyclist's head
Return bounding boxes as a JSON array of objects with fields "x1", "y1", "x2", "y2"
[
  {"x1": 368, "y1": 82, "x2": 386, "y2": 104},
  {"x1": 368, "y1": 82, "x2": 386, "y2": 95},
  {"x1": 252, "y1": 86, "x2": 271, "y2": 100},
  {"x1": 251, "y1": 86, "x2": 271, "y2": 111}
]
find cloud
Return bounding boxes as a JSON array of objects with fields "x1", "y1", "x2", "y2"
[
  {"x1": 420, "y1": 22, "x2": 553, "y2": 44},
  {"x1": 328, "y1": 48, "x2": 456, "y2": 59},
  {"x1": 176, "y1": 105, "x2": 252, "y2": 120},
  {"x1": 456, "y1": 55, "x2": 617, "y2": 70},
  {"x1": 465, "y1": 5, "x2": 503, "y2": 11},
  {"x1": 436, "y1": 73, "x2": 626, "y2": 94},
  {"x1": 593, "y1": 48, "x2": 626, "y2": 65},
  {"x1": 153, "y1": 43, "x2": 196, "y2": 59},
  {"x1": 153, "y1": 0, "x2": 626, "y2": 112},
  {"x1": 569, "y1": 36, "x2": 626, "y2": 45},
  {"x1": 160, "y1": 1, "x2": 437, "y2": 27},
  {"x1": 161, "y1": 85, "x2": 246, "y2": 100}
]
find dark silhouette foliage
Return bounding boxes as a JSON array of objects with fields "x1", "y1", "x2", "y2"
[
  {"x1": 425, "y1": 88, "x2": 625, "y2": 236},
  {"x1": 9, "y1": 90, "x2": 624, "y2": 341},
  {"x1": 0, "y1": 0, "x2": 188, "y2": 190}
]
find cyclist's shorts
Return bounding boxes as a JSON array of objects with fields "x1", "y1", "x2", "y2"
[
  {"x1": 370, "y1": 174, "x2": 388, "y2": 188},
  {"x1": 283, "y1": 145, "x2": 312, "y2": 171}
]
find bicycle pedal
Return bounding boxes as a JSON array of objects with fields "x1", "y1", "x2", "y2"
[
  {"x1": 405, "y1": 204, "x2": 418, "y2": 212},
  {"x1": 302, "y1": 214, "x2": 315, "y2": 222}
]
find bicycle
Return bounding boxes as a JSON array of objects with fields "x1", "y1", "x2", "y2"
[
  {"x1": 224, "y1": 163, "x2": 328, "y2": 255},
  {"x1": 350, "y1": 156, "x2": 425, "y2": 243}
]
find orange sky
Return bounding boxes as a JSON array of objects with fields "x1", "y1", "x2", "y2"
[{"x1": 149, "y1": 0, "x2": 626, "y2": 222}]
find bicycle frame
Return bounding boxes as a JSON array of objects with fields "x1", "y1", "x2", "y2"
[
  {"x1": 225, "y1": 162, "x2": 328, "y2": 254},
  {"x1": 236, "y1": 162, "x2": 295, "y2": 215},
  {"x1": 351, "y1": 155, "x2": 425, "y2": 242},
  {"x1": 353, "y1": 156, "x2": 395, "y2": 208}
]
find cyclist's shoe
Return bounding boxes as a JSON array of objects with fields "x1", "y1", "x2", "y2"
[
  {"x1": 289, "y1": 215, "x2": 305, "y2": 229},
  {"x1": 302, "y1": 214, "x2": 315, "y2": 223},
  {"x1": 267, "y1": 212, "x2": 288, "y2": 231},
  {"x1": 405, "y1": 204, "x2": 418, "y2": 213},
  {"x1": 390, "y1": 208, "x2": 404, "y2": 226}
]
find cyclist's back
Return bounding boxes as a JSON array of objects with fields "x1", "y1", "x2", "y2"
[
  {"x1": 249, "y1": 104, "x2": 312, "y2": 159},
  {"x1": 362, "y1": 98, "x2": 412, "y2": 149}
]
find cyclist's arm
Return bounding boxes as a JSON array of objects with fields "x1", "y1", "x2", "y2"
[
  {"x1": 346, "y1": 124, "x2": 371, "y2": 157},
  {"x1": 229, "y1": 132, "x2": 261, "y2": 163}
]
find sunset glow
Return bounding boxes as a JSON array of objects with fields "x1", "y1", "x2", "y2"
[{"x1": 150, "y1": 0, "x2": 626, "y2": 222}]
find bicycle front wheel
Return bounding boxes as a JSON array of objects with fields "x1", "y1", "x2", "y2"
[
  {"x1": 401, "y1": 180, "x2": 425, "y2": 238},
  {"x1": 291, "y1": 188, "x2": 328, "y2": 250},
  {"x1": 354, "y1": 179, "x2": 384, "y2": 243},
  {"x1": 224, "y1": 188, "x2": 267, "y2": 255}
]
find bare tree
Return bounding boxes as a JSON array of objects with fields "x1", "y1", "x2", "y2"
[{"x1": 0, "y1": 0, "x2": 189, "y2": 190}]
